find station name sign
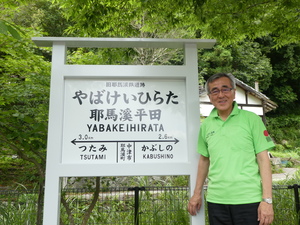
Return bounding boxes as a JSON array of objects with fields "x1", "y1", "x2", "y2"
[{"x1": 62, "y1": 78, "x2": 188, "y2": 164}]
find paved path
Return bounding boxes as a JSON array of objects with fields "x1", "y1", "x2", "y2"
[{"x1": 272, "y1": 168, "x2": 298, "y2": 181}]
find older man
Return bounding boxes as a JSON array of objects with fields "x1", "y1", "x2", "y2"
[{"x1": 188, "y1": 73, "x2": 274, "y2": 225}]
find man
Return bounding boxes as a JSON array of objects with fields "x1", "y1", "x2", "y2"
[{"x1": 188, "y1": 73, "x2": 275, "y2": 225}]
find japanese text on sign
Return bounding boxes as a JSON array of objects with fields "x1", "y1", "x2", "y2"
[{"x1": 62, "y1": 79, "x2": 188, "y2": 164}]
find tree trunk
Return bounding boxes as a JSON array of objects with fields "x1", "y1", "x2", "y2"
[
  {"x1": 81, "y1": 177, "x2": 101, "y2": 225},
  {"x1": 61, "y1": 193, "x2": 76, "y2": 225},
  {"x1": 36, "y1": 178, "x2": 45, "y2": 225}
]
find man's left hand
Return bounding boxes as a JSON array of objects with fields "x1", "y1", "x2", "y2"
[{"x1": 258, "y1": 201, "x2": 274, "y2": 225}]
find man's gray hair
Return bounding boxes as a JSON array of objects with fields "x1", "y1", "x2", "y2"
[{"x1": 205, "y1": 73, "x2": 236, "y2": 93}]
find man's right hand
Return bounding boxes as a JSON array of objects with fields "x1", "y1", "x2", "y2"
[{"x1": 188, "y1": 194, "x2": 202, "y2": 216}]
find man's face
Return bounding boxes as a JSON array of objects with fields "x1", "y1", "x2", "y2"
[{"x1": 208, "y1": 77, "x2": 236, "y2": 115}]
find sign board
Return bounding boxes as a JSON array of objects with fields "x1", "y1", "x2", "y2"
[
  {"x1": 63, "y1": 79, "x2": 188, "y2": 164},
  {"x1": 32, "y1": 37, "x2": 216, "y2": 225}
]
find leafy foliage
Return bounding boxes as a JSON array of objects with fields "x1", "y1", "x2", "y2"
[
  {"x1": 260, "y1": 41, "x2": 300, "y2": 112},
  {"x1": 0, "y1": 29, "x2": 51, "y2": 224},
  {"x1": 0, "y1": 33, "x2": 50, "y2": 185},
  {"x1": 199, "y1": 0, "x2": 300, "y2": 47},
  {"x1": 267, "y1": 115, "x2": 300, "y2": 147},
  {"x1": 53, "y1": 0, "x2": 300, "y2": 47},
  {"x1": 0, "y1": 20, "x2": 22, "y2": 39},
  {"x1": 53, "y1": 0, "x2": 199, "y2": 38},
  {"x1": 198, "y1": 40, "x2": 273, "y2": 90},
  {"x1": 11, "y1": 0, "x2": 70, "y2": 37}
]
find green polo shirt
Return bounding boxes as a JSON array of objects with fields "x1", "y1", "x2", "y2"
[{"x1": 198, "y1": 102, "x2": 275, "y2": 204}]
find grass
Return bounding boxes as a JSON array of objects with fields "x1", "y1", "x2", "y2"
[
  {"x1": 0, "y1": 172, "x2": 299, "y2": 225},
  {"x1": 0, "y1": 193, "x2": 37, "y2": 225},
  {"x1": 1, "y1": 183, "x2": 299, "y2": 225},
  {"x1": 59, "y1": 186, "x2": 189, "y2": 225}
]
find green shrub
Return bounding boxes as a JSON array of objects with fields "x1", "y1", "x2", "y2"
[{"x1": 267, "y1": 115, "x2": 300, "y2": 149}]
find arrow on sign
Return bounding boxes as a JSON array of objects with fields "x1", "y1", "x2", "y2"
[{"x1": 71, "y1": 138, "x2": 179, "y2": 145}]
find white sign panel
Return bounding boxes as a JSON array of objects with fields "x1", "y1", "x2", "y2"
[{"x1": 62, "y1": 78, "x2": 188, "y2": 164}]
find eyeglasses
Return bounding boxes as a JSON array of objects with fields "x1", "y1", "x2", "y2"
[{"x1": 209, "y1": 88, "x2": 233, "y2": 96}]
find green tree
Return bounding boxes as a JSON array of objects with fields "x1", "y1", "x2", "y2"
[
  {"x1": 54, "y1": 0, "x2": 300, "y2": 46},
  {"x1": 198, "y1": 0, "x2": 300, "y2": 46},
  {"x1": 258, "y1": 37, "x2": 300, "y2": 114},
  {"x1": 0, "y1": 33, "x2": 50, "y2": 224},
  {"x1": 52, "y1": 0, "x2": 199, "y2": 38},
  {"x1": 198, "y1": 40, "x2": 273, "y2": 90},
  {"x1": 11, "y1": 0, "x2": 70, "y2": 37},
  {"x1": 1, "y1": 0, "x2": 70, "y2": 38}
]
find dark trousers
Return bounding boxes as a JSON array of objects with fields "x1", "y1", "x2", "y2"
[{"x1": 207, "y1": 202, "x2": 260, "y2": 225}]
